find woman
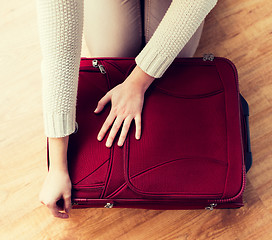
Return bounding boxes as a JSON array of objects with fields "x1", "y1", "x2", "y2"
[{"x1": 36, "y1": 0, "x2": 218, "y2": 219}]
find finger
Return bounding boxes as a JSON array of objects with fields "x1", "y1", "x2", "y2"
[
  {"x1": 94, "y1": 91, "x2": 112, "y2": 113},
  {"x1": 56, "y1": 198, "x2": 65, "y2": 210},
  {"x1": 134, "y1": 114, "x2": 142, "y2": 140},
  {"x1": 63, "y1": 195, "x2": 72, "y2": 213},
  {"x1": 97, "y1": 112, "x2": 116, "y2": 141},
  {"x1": 106, "y1": 116, "x2": 125, "y2": 148},
  {"x1": 48, "y1": 202, "x2": 69, "y2": 219},
  {"x1": 117, "y1": 116, "x2": 133, "y2": 147}
]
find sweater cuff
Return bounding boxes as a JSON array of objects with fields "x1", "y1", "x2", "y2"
[
  {"x1": 43, "y1": 111, "x2": 76, "y2": 138},
  {"x1": 135, "y1": 45, "x2": 174, "y2": 79}
]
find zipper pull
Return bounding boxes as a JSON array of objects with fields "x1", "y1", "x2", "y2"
[
  {"x1": 203, "y1": 53, "x2": 214, "y2": 61},
  {"x1": 92, "y1": 59, "x2": 106, "y2": 74},
  {"x1": 205, "y1": 203, "x2": 217, "y2": 210},
  {"x1": 104, "y1": 202, "x2": 114, "y2": 208},
  {"x1": 72, "y1": 121, "x2": 78, "y2": 134}
]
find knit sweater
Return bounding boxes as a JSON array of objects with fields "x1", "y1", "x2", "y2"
[{"x1": 36, "y1": 0, "x2": 218, "y2": 138}]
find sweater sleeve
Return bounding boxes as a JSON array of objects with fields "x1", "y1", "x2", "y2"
[
  {"x1": 135, "y1": 0, "x2": 218, "y2": 78},
  {"x1": 36, "y1": 0, "x2": 84, "y2": 138}
]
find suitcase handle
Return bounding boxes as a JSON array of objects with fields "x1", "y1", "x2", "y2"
[{"x1": 240, "y1": 94, "x2": 252, "y2": 172}]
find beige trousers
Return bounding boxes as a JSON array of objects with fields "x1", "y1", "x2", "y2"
[{"x1": 83, "y1": 0, "x2": 205, "y2": 58}]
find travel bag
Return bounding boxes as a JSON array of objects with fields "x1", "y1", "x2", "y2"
[{"x1": 46, "y1": 54, "x2": 252, "y2": 210}]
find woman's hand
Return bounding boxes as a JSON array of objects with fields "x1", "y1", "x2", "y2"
[
  {"x1": 94, "y1": 65, "x2": 155, "y2": 147},
  {"x1": 39, "y1": 168, "x2": 72, "y2": 219}
]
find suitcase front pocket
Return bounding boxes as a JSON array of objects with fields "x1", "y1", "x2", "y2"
[
  {"x1": 124, "y1": 81, "x2": 229, "y2": 199},
  {"x1": 125, "y1": 156, "x2": 227, "y2": 198}
]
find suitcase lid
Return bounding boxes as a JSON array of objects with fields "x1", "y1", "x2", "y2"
[
  {"x1": 122, "y1": 57, "x2": 246, "y2": 201},
  {"x1": 62, "y1": 57, "x2": 246, "y2": 203}
]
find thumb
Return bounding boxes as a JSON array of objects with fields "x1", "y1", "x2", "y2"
[
  {"x1": 63, "y1": 195, "x2": 72, "y2": 213},
  {"x1": 94, "y1": 91, "x2": 111, "y2": 113}
]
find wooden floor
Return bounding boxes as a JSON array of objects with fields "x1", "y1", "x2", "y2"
[{"x1": 1, "y1": 0, "x2": 272, "y2": 239}]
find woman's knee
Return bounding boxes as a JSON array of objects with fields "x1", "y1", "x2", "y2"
[
  {"x1": 83, "y1": 0, "x2": 143, "y2": 57},
  {"x1": 144, "y1": 0, "x2": 172, "y2": 43},
  {"x1": 144, "y1": 0, "x2": 205, "y2": 58}
]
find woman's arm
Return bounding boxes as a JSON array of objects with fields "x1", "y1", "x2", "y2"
[
  {"x1": 135, "y1": 0, "x2": 218, "y2": 78},
  {"x1": 36, "y1": 0, "x2": 84, "y2": 138},
  {"x1": 36, "y1": 0, "x2": 84, "y2": 219},
  {"x1": 48, "y1": 136, "x2": 69, "y2": 171}
]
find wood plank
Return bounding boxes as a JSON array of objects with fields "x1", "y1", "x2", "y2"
[{"x1": 1, "y1": 0, "x2": 272, "y2": 239}]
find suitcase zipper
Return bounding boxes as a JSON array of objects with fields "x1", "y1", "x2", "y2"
[
  {"x1": 104, "y1": 202, "x2": 114, "y2": 208},
  {"x1": 201, "y1": 53, "x2": 244, "y2": 210},
  {"x1": 205, "y1": 165, "x2": 246, "y2": 210},
  {"x1": 92, "y1": 59, "x2": 106, "y2": 74},
  {"x1": 203, "y1": 53, "x2": 214, "y2": 61},
  {"x1": 71, "y1": 199, "x2": 114, "y2": 208},
  {"x1": 205, "y1": 203, "x2": 217, "y2": 210},
  {"x1": 71, "y1": 186, "x2": 104, "y2": 206}
]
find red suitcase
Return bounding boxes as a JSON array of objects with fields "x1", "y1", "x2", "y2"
[{"x1": 46, "y1": 55, "x2": 252, "y2": 210}]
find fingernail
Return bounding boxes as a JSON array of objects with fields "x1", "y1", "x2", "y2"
[
  {"x1": 97, "y1": 135, "x2": 101, "y2": 141},
  {"x1": 94, "y1": 108, "x2": 98, "y2": 112},
  {"x1": 106, "y1": 141, "x2": 111, "y2": 147}
]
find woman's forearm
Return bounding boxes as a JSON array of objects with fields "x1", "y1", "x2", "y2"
[{"x1": 48, "y1": 135, "x2": 69, "y2": 171}]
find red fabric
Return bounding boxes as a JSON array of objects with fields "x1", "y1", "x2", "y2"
[{"x1": 47, "y1": 57, "x2": 246, "y2": 209}]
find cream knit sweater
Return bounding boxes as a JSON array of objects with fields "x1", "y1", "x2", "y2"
[{"x1": 36, "y1": 0, "x2": 217, "y2": 138}]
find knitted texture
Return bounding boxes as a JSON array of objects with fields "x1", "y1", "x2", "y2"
[
  {"x1": 135, "y1": 0, "x2": 218, "y2": 78},
  {"x1": 36, "y1": 0, "x2": 217, "y2": 138},
  {"x1": 36, "y1": 0, "x2": 84, "y2": 137}
]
